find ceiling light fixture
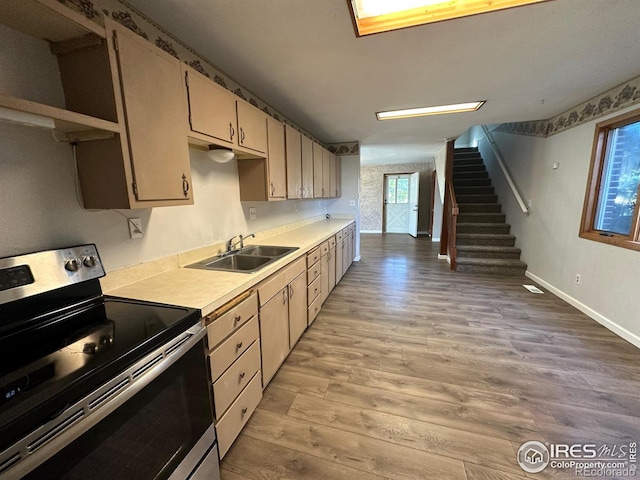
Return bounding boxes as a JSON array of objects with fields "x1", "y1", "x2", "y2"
[
  {"x1": 207, "y1": 147, "x2": 236, "y2": 163},
  {"x1": 376, "y1": 101, "x2": 485, "y2": 120},
  {"x1": 348, "y1": 0, "x2": 551, "y2": 36}
]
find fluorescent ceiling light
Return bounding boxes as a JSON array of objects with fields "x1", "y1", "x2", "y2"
[
  {"x1": 349, "y1": 0, "x2": 551, "y2": 36},
  {"x1": 376, "y1": 101, "x2": 485, "y2": 120}
]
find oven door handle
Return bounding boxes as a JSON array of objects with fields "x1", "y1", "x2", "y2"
[{"x1": 1, "y1": 323, "x2": 207, "y2": 480}]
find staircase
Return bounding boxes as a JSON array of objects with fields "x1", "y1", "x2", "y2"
[{"x1": 453, "y1": 147, "x2": 527, "y2": 275}]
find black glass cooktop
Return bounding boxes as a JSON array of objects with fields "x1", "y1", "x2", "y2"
[{"x1": 0, "y1": 296, "x2": 200, "y2": 451}]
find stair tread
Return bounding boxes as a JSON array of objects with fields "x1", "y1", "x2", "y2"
[
  {"x1": 456, "y1": 245, "x2": 521, "y2": 252},
  {"x1": 456, "y1": 222, "x2": 511, "y2": 227},
  {"x1": 457, "y1": 233, "x2": 516, "y2": 238},
  {"x1": 456, "y1": 257, "x2": 527, "y2": 267}
]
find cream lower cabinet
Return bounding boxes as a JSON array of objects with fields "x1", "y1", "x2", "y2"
[
  {"x1": 204, "y1": 291, "x2": 262, "y2": 458},
  {"x1": 335, "y1": 230, "x2": 344, "y2": 284},
  {"x1": 320, "y1": 241, "x2": 330, "y2": 304},
  {"x1": 258, "y1": 257, "x2": 306, "y2": 387},
  {"x1": 288, "y1": 271, "x2": 308, "y2": 348},
  {"x1": 307, "y1": 247, "x2": 322, "y2": 324},
  {"x1": 328, "y1": 236, "x2": 337, "y2": 291}
]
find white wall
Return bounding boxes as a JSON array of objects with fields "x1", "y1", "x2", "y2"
[
  {"x1": 469, "y1": 107, "x2": 640, "y2": 347},
  {"x1": 0, "y1": 24, "x2": 353, "y2": 273}
]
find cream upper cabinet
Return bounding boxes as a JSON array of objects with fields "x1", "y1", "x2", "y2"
[
  {"x1": 237, "y1": 101, "x2": 267, "y2": 154},
  {"x1": 285, "y1": 125, "x2": 302, "y2": 199},
  {"x1": 322, "y1": 149, "x2": 331, "y2": 198},
  {"x1": 336, "y1": 156, "x2": 342, "y2": 198},
  {"x1": 70, "y1": 17, "x2": 193, "y2": 209},
  {"x1": 266, "y1": 117, "x2": 286, "y2": 199},
  {"x1": 183, "y1": 64, "x2": 236, "y2": 145},
  {"x1": 237, "y1": 116, "x2": 286, "y2": 201},
  {"x1": 313, "y1": 142, "x2": 324, "y2": 198},
  {"x1": 301, "y1": 135, "x2": 314, "y2": 199}
]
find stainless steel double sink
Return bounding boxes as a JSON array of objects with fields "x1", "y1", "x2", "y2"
[{"x1": 186, "y1": 245, "x2": 298, "y2": 273}]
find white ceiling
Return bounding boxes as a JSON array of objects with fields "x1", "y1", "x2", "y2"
[{"x1": 126, "y1": 0, "x2": 640, "y2": 165}]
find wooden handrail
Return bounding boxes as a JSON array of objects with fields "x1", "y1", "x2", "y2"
[{"x1": 439, "y1": 140, "x2": 458, "y2": 270}]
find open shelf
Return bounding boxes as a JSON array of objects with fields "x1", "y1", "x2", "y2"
[{"x1": 0, "y1": 94, "x2": 120, "y2": 141}]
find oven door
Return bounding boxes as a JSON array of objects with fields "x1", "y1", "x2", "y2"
[{"x1": 2, "y1": 324, "x2": 219, "y2": 480}]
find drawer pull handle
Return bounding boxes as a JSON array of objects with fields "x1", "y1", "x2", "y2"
[
  {"x1": 234, "y1": 315, "x2": 242, "y2": 324},
  {"x1": 236, "y1": 341, "x2": 243, "y2": 350},
  {"x1": 239, "y1": 371, "x2": 246, "y2": 380},
  {"x1": 241, "y1": 406, "x2": 248, "y2": 416}
]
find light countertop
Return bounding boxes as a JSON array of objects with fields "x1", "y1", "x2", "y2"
[{"x1": 105, "y1": 218, "x2": 354, "y2": 317}]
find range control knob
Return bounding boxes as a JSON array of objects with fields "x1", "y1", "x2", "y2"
[
  {"x1": 83, "y1": 255, "x2": 98, "y2": 267},
  {"x1": 64, "y1": 258, "x2": 81, "y2": 272}
]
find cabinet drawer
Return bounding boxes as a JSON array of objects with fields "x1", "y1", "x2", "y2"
[
  {"x1": 307, "y1": 275, "x2": 321, "y2": 306},
  {"x1": 329, "y1": 236, "x2": 336, "y2": 249},
  {"x1": 206, "y1": 292, "x2": 258, "y2": 348},
  {"x1": 336, "y1": 231, "x2": 343, "y2": 242},
  {"x1": 209, "y1": 316, "x2": 259, "y2": 380},
  {"x1": 320, "y1": 241, "x2": 329, "y2": 256},
  {"x1": 216, "y1": 372, "x2": 262, "y2": 458},
  {"x1": 307, "y1": 262, "x2": 321, "y2": 285},
  {"x1": 308, "y1": 292, "x2": 322, "y2": 325},
  {"x1": 213, "y1": 340, "x2": 261, "y2": 418},
  {"x1": 306, "y1": 246, "x2": 321, "y2": 267},
  {"x1": 258, "y1": 257, "x2": 306, "y2": 306}
]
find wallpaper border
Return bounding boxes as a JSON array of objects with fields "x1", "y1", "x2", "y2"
[{"x1": 495, "y1": 74, "x2": 640, "y2": 138}]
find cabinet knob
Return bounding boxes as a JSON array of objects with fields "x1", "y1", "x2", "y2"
[
  {"x1": 270, "y1": 182, "x2": 275, "y2": 196},
  {"x1": 239, "y1": 371, "x2": 246, "y2": 380},
  {"x1": 240, "y1": 127, "x2": 245, "y2": 143},
  {"x1": 236, "y1": 341, "x2": 243, "y2": 350},
  {"x1": 234, "y1": 315, "x2": 242, "y2": 324},
  {"x1": 241, "y1": 406, "x2": 248, "y2": 416},
  {"x1": 289, "y1": 285, "x2": 294, "y2": 298},
  {"x1": 283, "y1": 289, "x2": 288, "y2": 304},
  {"x1": 229, "y1": 122, "x2": 235, "y2": 140}
]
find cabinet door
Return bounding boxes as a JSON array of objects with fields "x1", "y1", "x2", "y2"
[
  {"x1": 313, "y1": 142, "x2": 323, "y2": 198},
  {"x1": 320, "y1": 252, "x2": 329, "y2": 304},
  {"x1": 329, "y1": 154, "x2": 337, "y2": 198},
  {"x1": 260, "y1": 288, "x2": 290, "y2": 387},
  {"x1": 336, "y1": 156, "x2": 342, "y2": 198},
  {"x1": 336, "y1": 239, "x2": 344, "y2": 283},
  {"x1": 343, "y1": 235, "x2": 350, "y2": 274},
  {"x1": 322, "y1": 149, "x2": 330, "y2": 198},
  {"x1": 266, "y1": 117, "x2": 286, "y2": 199},
  {"x1": 112, "y1": 22, "x2": 191, "y2": 202},
  {"x1": 328, "y1": 246, "x2": 336, "y2": 291},
  {"x1": 237, "y1": 101, "x2": 267, "y2": 154},
  {"x1": 288, "y1": 273, "x2": 308, "y2": 348},
  {"x1": 301, "y1": 135, "x2": 314, "y2": 199},
  {"x1": 184, "y1": 65, "x2": 236, "y2": 145},
  {"x1": 285, "y1": 125, "x2": 302, "y2": 199}
]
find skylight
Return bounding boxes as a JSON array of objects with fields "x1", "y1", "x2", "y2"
[
  {"x1": 376, "y1": 101, "x2": 485, "y2": 120},
  {"x1": 349, "y1": 0, "x2": 550, "y2": 36}
]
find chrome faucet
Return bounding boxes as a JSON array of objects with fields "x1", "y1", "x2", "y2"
[
  {"x1": 225, "y1": 233, "x2": 256, "y2": 252},
  {"x1": 239, "y1": 233, "x2": 255, "y2": 250}
]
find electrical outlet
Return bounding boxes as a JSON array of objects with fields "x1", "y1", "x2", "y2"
[
  {"x1": 348, "y1": 200, "x2": 356, "y2": 207},
  {"x1": 128, "y1": 217, "x2": 143, "y2": 239},
  {"x1": 294, "y1": 202, "x2": 299, "y2": 212},
  {"x1": 249, "y1": 207, "x2": 257, "y2": 220},
  {"x1": 575, "y1": 274, "x2": 581, "y2": 285}
]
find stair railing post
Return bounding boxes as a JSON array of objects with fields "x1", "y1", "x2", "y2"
[{"x1": 440, "y1": 140, "x2": 458, "y2": 270}]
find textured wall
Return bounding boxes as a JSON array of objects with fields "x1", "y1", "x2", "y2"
[{"x1": 360, "y1": 163, "x2": 434, "y2": 233}]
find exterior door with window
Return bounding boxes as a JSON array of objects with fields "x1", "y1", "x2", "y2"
[
  {"x1": 408, "y1": 172, "x2": 420, "y2": 237},
  {"x1": 384, "y1": 175, "x2": 411, "y2": 233}
]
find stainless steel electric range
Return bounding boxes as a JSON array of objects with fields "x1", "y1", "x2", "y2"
[{"x1": 0, "y1": 245, "x2": 220, "y2": 480}]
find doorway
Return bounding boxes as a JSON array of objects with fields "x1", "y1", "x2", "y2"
[{"x1": 383, "y1": 173, "x2": 420, "y2": 236}]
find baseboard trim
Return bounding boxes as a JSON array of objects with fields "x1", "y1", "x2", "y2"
[
  {"x1": 360, "y1": 230, "x2": 382, "y2": 234},
  {"x1": 525, "y1": 271, "x2": 640, "y2": 350},
  {"x1": 354, "y1": 255, "x2": 361, "y2": 261}
]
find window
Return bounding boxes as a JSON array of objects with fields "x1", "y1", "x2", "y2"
[
  {"x1": 581, "y1": 109, "x2": 640, "y2": 251},
  {"x1": 386, "y1": 177, "x2": 409, "y2": 204}
]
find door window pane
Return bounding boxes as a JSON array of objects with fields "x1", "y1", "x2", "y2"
[
  {"x1": 396, "y1": 178, "x2": 409, "y2": 203},
  {"x1": 594, "y1": 121, "x2": 640, "y2": 235},
  {"x1": 387, "y1": 178, "x2": 397, "y2": 204}
]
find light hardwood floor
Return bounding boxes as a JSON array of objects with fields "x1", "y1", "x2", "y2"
[{"x1": 220, "y1": 234, "x2": 640, "y2": 480}]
